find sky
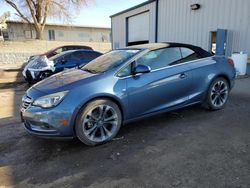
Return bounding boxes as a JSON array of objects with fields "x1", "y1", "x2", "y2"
[{"x1": 0, "y1": 0, "x2": 147, "y2": 28}]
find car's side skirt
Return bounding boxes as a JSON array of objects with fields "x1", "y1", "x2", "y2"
[{"x1": 123, "y1": 101, "x2": 201, "y2": 125}]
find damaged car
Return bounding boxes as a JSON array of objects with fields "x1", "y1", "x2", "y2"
[{"x1": 22, "y1": 49, "x2": 102, "y2": 83}]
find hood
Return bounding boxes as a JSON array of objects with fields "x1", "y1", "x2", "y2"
[
  {"x1": 26, "y1": 55, "x2": 54, "y2": 70},
  {"x1": 33, "y1": 68, "x2": 99, "y2": 94}
]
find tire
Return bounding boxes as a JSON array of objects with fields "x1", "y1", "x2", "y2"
[
  {"x1": 75, "y1": 99, "x2": 122, "y2": 146},
  {"x1": 205, "y1": 77, "x2": 229, "y2": 111}
]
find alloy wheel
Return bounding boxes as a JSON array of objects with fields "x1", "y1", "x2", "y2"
[
  {"x1": 82, "y1": 105, "x2": 118, "y2": 142},
  {"x1": 210, "y1": 80, "x2": 228, "y2": 108}
]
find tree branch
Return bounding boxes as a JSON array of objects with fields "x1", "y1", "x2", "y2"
[
  {"x1": 25, "y1": 0, "x2": 39, "y2": 26},
  {"x1": 42, "y1": 0, "x2": 49, "y2": 26},
  {"x1": 4, "y1": 0, "x2": 89, "y2": 40},
  {"x1": 4, "y1": 0, "x2": 31, "y2": 24}
]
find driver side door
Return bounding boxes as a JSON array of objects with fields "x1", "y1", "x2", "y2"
[{"x1": 125, "y1": 47, "x2": 193, "y2": 119}]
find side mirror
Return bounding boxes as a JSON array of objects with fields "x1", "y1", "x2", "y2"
[{"x1": 133, "y1": 64, "x2": 151, "y2": 75}]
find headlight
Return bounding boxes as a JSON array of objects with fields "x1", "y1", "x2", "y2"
[{"x1": 32, "y1": 91, "x2": 68, "y2": 108}]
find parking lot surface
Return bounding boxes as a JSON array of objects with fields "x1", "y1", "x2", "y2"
[{"x1": 0, "y1": 78, "x2": 250, "y2": 187}]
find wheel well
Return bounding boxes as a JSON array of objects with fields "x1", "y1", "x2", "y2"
[
  {"x1": 216, "y1": 74, "x2": 231, "y2": 88},
  {"x1": 73, "y1": 96, "x2": 124, "y2": 135},
  {"x1": 91, "y1": 96, "x2": 124, "y2": 120}
]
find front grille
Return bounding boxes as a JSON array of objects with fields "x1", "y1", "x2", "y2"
[{"x1": 22, "y1": 95, "x2": 33, "y2": 109}]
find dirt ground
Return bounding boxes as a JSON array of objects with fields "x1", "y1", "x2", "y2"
[{"x1": 0, "y1": 78, "x2": 250, "y2": 188}]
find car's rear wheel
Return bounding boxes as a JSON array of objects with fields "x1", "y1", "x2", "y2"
[
  {"x1": 75, "y1": 99, "x2": 122, "y2": 146},
  {"x1": 205, "y1": 77, "x2": 229, "y2": 110}
]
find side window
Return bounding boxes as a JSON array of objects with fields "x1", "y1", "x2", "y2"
[
  {"x1": 74, "y1": 51, "x2": 86, "y2": 60},
  {"x1": 180, "y1": 47, "x2": 200, "y2": 63},
  {"x1": 71, "y1": 46, "x2": 79, "y2": 50},
  {"x1": 76, "y1": 46, "x2": 83, "y2": 50},
  {"x1": 63, "y1": 46, "x2": 75, "y2": 51},
  {"x1": 63, "y1": 53, "x2": 73, "y2": 63},
  {"x1": 75, "y1": 52, "x2": 101, "y2": 61},
  {"x1": 78, "y1": 46, "x2": 92, "y2": 50},
  {"x1": 55, "y1": 48, "x2": 63, "y2": 54},
  {"x1": 62, "y1": 47, "x2": 68, "y2": 52},
  {"x1": 117, "y1": 64, "x2": 132, "y2": 77},
  {"x1": 56, "y1": 54, "x2": 71, "y2": 64},
  {"x1": 84, "y1": 52, "x2": 100, "y2": 61},
  {"x1": 67, "y1": 46, "x2": 75, "y2": 51},
  {"x1": 136, "y1": 47, "x2": 182, "y2": 70}
]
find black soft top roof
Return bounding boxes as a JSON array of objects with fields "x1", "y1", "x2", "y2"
[{"x1": 127, "y1": 42, "x2": 212, "y2": 58}]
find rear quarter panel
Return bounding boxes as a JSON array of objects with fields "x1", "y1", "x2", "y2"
[
  {"x1": 187, "y1": 57, "x2": 219, "y2": 103},
  {"x1": 187, "y1": 56, "x2": 236, "y2": 103},
  {"x1": 213, "y1": 56, "x2": 236, "y2": 88}
]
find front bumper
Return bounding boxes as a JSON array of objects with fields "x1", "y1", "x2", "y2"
[
  {"x1": 20, "y1": 89, "x2": 76, "y2": 138},
  {"x1": 21, "y1": 108, "x2": 75, "y2": 138},
  {"x1": 22, "y1": 122, "x2": 74, "y2": 139},
  {"x1": 22, "y1": 69, "x2": 41, "y2": 83},
  {"x1": 22, "y1": 64, "x2": 55, "y2": 83}
]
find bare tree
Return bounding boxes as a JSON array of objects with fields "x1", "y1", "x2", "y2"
[{"x1": 4, "y1": 0, "x2": 87, "y2": 39}]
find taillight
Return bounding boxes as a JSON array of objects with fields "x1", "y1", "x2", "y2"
[{"x1": 228, "y1": 58, "x2": 234, "y2": 66}]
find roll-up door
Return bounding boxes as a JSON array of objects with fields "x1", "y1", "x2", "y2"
[{"x1": 127, "y1": 11, "x2": 149, "y2": 46}]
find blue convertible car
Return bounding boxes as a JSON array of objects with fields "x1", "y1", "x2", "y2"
[{"x1": 20, "y1": 43, "x2": 236, "y2": 145}]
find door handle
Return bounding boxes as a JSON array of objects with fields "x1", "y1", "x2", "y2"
[{"x1": 180, "y1": 73, "x2": 187, "y2": 79}]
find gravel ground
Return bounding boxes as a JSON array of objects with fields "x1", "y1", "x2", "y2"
[{"x1": 0, "y1": 78, "x2": 250, "y2": 188}]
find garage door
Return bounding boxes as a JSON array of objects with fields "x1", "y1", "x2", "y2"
[{"x1": 128, "y1": 11, "x2": 149, "y2": 46}]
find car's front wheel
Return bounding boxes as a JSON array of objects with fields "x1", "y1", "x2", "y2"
[
  {"x1": 75, "y1": 99, "x2": 122, "y2": 146},
  {"x1": 205, "y1": 77, "x2": 229, "y2": 110}
]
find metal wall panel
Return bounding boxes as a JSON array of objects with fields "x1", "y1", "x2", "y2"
[
  {"x1": 111, "y1": 1, "x2": 156, "y2": 49},
  {"x1": 158, "y1": 0, "x2": 250, "y2": 56},
  {"x1": 111, "y1": 0, "x2": 250, "y2": 56}
]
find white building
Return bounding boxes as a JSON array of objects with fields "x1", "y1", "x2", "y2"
[
  {"x1": 3, "y1": 20, "x2": 111, "y2": 42},
  {"x1": 110, "y1": 0, "x2": 250, "y2": 57}
]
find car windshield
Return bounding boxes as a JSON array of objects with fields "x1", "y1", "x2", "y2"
[{"x1": 81, "y1": 49, "x2": 140, "y2": 73}]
